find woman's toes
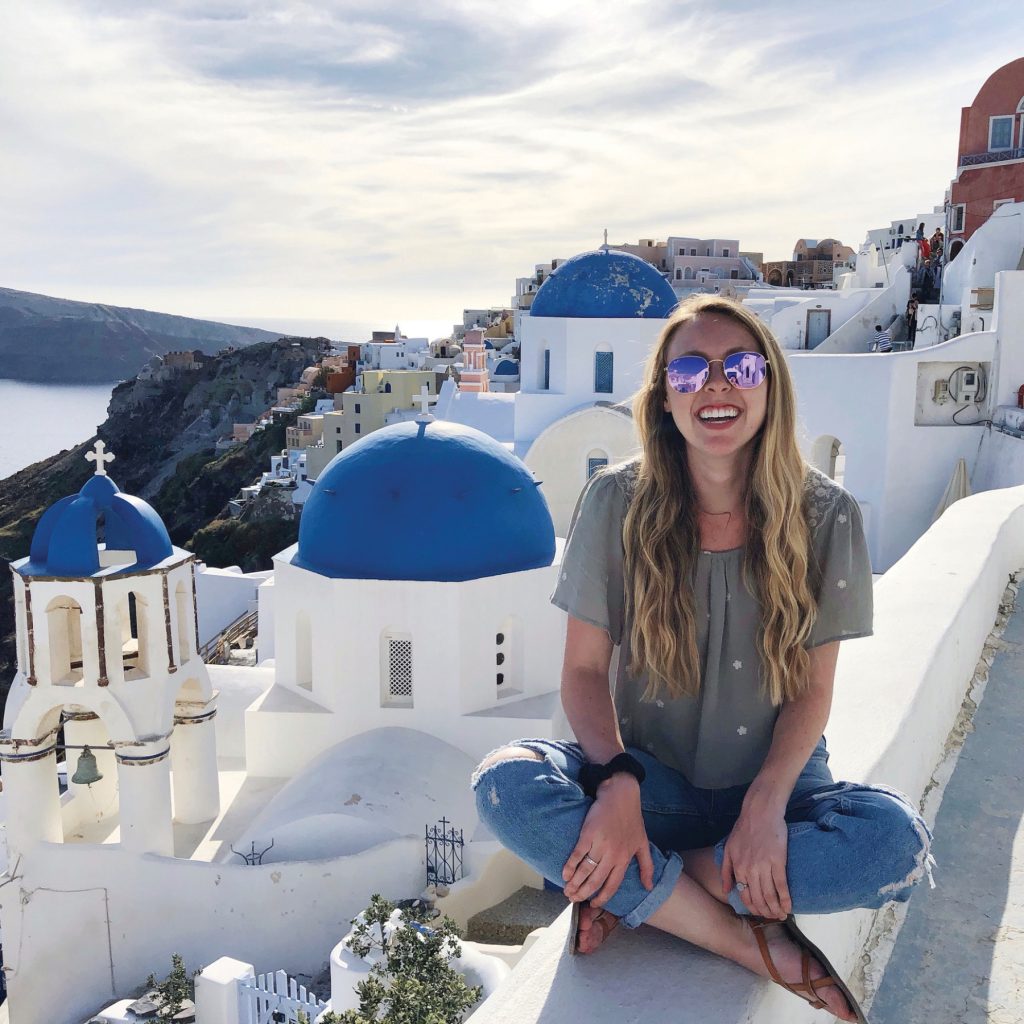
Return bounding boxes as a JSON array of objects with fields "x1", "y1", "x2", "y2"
[{"x1": 576, "y1": 904, "x2": 618, "y2": 955}]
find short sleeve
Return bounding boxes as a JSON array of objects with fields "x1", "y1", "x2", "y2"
[
  {"x1": 806, "y1": 491, "x2": 873, "y2": 649},
  {"x1": 550, "y1": 470, "x2": 627, "y2": 645}
]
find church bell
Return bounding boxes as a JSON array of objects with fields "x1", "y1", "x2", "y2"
[{"x1": 71, "y1": 745, "x2": 103, "y2": 786}]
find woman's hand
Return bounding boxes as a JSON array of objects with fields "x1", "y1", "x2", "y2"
[
  {"x1": 721, "y1": 799, "x2": 791, "y2": 920},
  {"x1": 562, "y1": 775, "x2": 655, "y2": 909}
]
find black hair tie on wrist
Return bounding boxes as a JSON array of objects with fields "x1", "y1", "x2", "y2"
[{"x1": 579, "y1": 752, "x2": 646, "y2": 799}]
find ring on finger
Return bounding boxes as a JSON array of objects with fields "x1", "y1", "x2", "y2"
[
  {"x1": 735, "y1": 881, "x2": 748, "y2": 892},
  {"x1": 584, "y1": 855, "x2": 599, "y2": 867}
]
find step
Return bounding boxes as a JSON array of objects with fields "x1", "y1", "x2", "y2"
[{"x1": 467, "y1": 885, "x2": 568, "y2": 946}]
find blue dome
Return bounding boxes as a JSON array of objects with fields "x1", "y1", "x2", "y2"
[
  {"x1": 21, "y1": 473, "x2": 174, "y2": 578},
  {"x1": 494, "y1": 359, "x2": 518, "y2": 376},
  {"x1": 531, "y1": 249, "x2": 677, "y2": 319},
  {"x1": 294, "y1": 420, "x2": 555, "y2": 582}
]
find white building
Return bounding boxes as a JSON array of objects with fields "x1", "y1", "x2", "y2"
[
  {"x1": 358, "y1": 335, "x2": 430, "y2": 373},
  {"x1": 865, "y1": 208, "x2": 945, "y2": 252},
  {"x1": 510, "y1": 248, "x2": 675, "y2": 530}
]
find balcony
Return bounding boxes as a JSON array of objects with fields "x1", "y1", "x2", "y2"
[{"x1": 959, "y1": 146, "x2": 1024, "y2": 167}]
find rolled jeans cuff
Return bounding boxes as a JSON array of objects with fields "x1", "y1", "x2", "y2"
[{"x1": 619, "y1": 850, "x2": 685, "y2": 929}]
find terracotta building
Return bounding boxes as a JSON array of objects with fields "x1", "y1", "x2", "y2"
[
  {"x1": 763, "y1": 238, "x2": 854, "y2": 289},
  {"x1": 948, "y1": 58, "x2": 1024, "y2": 260}
]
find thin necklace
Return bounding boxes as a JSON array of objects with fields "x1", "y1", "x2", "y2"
[{"x1": 697, "y1": 506, "x2": 742, "y2": 522}]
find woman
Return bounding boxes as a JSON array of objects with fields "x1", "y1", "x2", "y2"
[
  {"x1": 471, "y1": 295, "x2": 933, "y2": 1022},
  {"x1": 906, "y1": 295, "x2": 919, "y2": 348}
]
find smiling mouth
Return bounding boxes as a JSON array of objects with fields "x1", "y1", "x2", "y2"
[{"x1": 697, "y1": 407, "x2": 741, "y2": 422}]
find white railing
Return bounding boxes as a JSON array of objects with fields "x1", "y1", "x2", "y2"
[{"x1": 239, "y1": 970, "x2": 327, "y2": 1024}]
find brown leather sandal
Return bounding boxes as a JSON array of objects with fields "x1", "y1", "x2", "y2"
[
  {"x1": 566, "y1": 901, "x2": 620, "y2": 956},
  {"x1": 746, "y1": 916, "x2": 869, "y2": 1023}
]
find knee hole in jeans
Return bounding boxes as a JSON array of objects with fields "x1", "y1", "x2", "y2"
[
  {"x1": 477, "y1": 745, "x2": 544, "y2": 773},
  {"x1": 472, "y1": 746, "x2": 546, "y2": 808}
]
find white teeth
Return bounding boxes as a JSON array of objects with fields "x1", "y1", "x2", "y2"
[{"x1": 698, "y1": 408, "x2": 740, "y2": 421}]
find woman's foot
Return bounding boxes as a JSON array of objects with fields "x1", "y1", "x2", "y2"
[
  {"x1": 574, "y1": 902, "x2": 620, "y2": 955},
  {"x1": 742, "y1": 919, "x2": 857, "y2": 1022}
]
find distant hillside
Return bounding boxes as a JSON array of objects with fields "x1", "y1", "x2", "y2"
[
  {"x1": 0, "y1": 335, "x2": 327, "y2": 699},
  {"x1": 0, "y1": 287, "x2": 284, "y2": 383}
]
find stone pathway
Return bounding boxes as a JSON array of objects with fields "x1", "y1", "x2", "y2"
[{"x1": 871, "y1": 586, "x2": 1024, "y2": 1024}]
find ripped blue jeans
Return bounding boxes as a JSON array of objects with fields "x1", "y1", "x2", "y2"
[{"x1": 471, "y1": 737, "x2": 934, "y2": 929}]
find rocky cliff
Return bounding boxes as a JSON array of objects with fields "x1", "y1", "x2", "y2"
[
  {"x1": 0, "y1": 286, "x2": 283, "y2": 383},
  {"x1": 0, "y1": 335, "x2": 327, "y2": 696}
]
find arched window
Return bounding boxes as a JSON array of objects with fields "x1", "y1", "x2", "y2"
[
  {"x1": 381, "y1": 630, "x2": 413, "y2": 707},
  {"x1": 586, "y1": 448, "x2": 609, "y2": 479},
  {"x1": 675, "y1": 268, "x2": 682, "y2": 280},
  {"x1": 684, "y1": 267, "x2": 695, "y2": 280},
  {"x1": 119, "y1": 590, "x2": 150, "y2": 679},
  {"x1": 295, "y1": 611, "x2": 312, "y2": 691},
  {"x1": 175, "y1": 582, "x2": 191, "y2": 663},
  {"x1": 540, "y1": 348, "x2": 551, "y2": 390},
  {"x1": 15, "y1": 590, "x2": 27, "y2": 676},
  {"x1": 46, "y1": 596, "x2": 84, "y2": 684},
  {"x1": 594, "y1": 346, "x2": 614, "y2": 394}
]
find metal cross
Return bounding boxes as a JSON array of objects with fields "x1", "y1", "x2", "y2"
[
  {"x1": 415, "y1": 385, "x2": 434, "y2": 422},
  {"x1": 85, "y1": 440, "x2": 115, "y2": 476}
]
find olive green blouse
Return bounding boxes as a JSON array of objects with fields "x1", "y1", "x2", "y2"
[{"x1": 550, "y1": 461, "x2": 873, "y2": 789}]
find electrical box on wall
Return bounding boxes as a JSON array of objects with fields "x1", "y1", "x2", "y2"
[{"x1": 914, "y1": 361, "x2": 990, "y2": 426}]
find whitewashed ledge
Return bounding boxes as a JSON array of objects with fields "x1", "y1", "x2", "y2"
[{"x1": 469, "y1": 484, "x2": 1024, "y2": 1024}]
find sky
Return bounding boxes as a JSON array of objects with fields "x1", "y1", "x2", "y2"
[{"x1": 2, "y1": 1, "x2": 1023, "y2": 334}]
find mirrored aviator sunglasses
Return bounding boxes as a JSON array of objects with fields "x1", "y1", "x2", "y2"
[{"x1": 665, "y1": 351, "x2": 769, "y2": 394}]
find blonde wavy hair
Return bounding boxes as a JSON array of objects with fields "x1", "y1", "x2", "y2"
[{"x1": 622, "y1": 294, "x2": 816, "y2": 706}]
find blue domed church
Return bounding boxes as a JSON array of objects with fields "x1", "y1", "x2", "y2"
[
  {"x1": 515, "y1": 247, "x2": 677, "y2": 534},
  {"x1": 246, "y1": 410, "x2": 568, "y2": 776}
]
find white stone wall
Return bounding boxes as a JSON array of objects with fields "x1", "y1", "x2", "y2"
[
  {"x1": 251, "y1": 555, "x2": 567, "y2": 775},
  {"x1": 0, "y1": 837, "x2": 424, "y2": 1024},
  {"x1": 789, "y1": 269, "x2": 1024, "y2": 571},
  {"x1": 195, "y1": 566, "x2": 270, "y2": 646},
  {"x1": 524, "y1": 406, "x2": 640, "y2": 536}
]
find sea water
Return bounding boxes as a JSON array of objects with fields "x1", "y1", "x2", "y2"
[{"x1": 0, "y1": 379, "x2": 115, "y2": 481}]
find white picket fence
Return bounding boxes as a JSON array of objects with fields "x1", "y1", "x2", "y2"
[{"x1": 238, "y1": 970, "x2": 327, "y2": 1024}]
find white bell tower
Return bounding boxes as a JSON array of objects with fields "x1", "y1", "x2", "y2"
[{"x1": 2, "y1": 444, "x2": 220, "y2": 855}]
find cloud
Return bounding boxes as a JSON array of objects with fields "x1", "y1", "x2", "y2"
[{"x1": 1, "y1": 0, "x2": 1022, "y2": 324}]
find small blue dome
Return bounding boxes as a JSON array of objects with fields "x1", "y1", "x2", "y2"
[
  {"x1": 294, "y1": 420, "x2": 555, "y2": 582},
  {"x1": 531, "y1": 249, "x2": 677, "y2": 319},
  {"x1": 494, "y1": 359, "x2": 518, "y2": 376},
  {"x1": 21, "y1": 473, "x2": 174, "y2": 578}
]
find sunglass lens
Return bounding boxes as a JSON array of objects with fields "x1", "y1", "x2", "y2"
[
  {"x1": 723, "y1": 352, "x2": 767, "y2": 389},
  {"x1": 667, "y1": 357, "x2": 709, "y2": 393}
]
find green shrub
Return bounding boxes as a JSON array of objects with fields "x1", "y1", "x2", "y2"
[{"x1": 321, "y1": 895, "x2": 483, "y2": 1024}]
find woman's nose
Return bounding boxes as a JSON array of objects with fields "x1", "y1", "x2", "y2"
[{"x1": 706, "y1": 360, "x2": 731, "y2": 389}]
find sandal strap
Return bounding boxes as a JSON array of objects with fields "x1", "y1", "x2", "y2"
[
  {"x1": 590, "y1": 908, "x2": 619, "y2": 943},
  {"x1": 744, "y1": 918, "x2": 840, "y2": 1011}
]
